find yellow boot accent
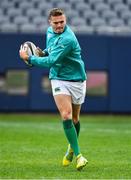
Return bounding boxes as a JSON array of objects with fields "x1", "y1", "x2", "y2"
[
  {"x1": 62, "y1": 144, "x2": 74, "y2": 166},
  {"x1": 76, "y1": 154, "x2": 88, "y2": 170}
]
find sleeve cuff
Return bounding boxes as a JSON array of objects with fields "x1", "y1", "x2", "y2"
[
  {"x1": 43, "y1": 49, "x2": 49, "y2": 56},
  {"x1": 28, "y1": 56, "x2": 32, "y2": 65}
]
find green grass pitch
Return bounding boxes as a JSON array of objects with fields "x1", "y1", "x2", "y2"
[{"x1": 0, "y1": 113, "x2": 131, "y2": 179}]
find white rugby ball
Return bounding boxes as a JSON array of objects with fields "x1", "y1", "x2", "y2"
[
  {"x1": 20, "y1": 41, "x2": 37, "y2": 67},
  {"x1": 21, "y1": 41, "x2": 37, "y2": 56}
]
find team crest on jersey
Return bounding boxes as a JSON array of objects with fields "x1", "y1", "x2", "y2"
[{"x1": 54, "y1": 87, "x2": 61, "y2": 92}]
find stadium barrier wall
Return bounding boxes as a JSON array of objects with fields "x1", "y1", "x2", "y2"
[{"x1": 0, "y1": 33, "x2": 131, "y2": 113}]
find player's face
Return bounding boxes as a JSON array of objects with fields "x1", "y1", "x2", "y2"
[{"x1": 49, "y1": 15, "x2": 66, "y2": 34}]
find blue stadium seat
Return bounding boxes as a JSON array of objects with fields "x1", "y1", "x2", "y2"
[
  {"x1": 32, "y1": 16, "x2": 48, "y2": 26},
  {"x1": 70, "y1": 17, "x2": 87, "y2": 27},
  {"x1": 13, "y1": 16, "x2": 29, "y2": 25},
  {"x1": 113, "y1": 3, "x2": 129, "y2": 13},
  {"x1": 83, "y1": 10, "x2": 98, "y2": 20},
  {"x1": 25, "y1": 8, "x2": 42, "y2": 19},
  {"x1": 108, "y1": 18, "x2": 124, "y2": 27},
  {"x1": 7, "y1": 8, "x2": 22, "y2": 19},
  {"x1": 20, "y1": 23, "x2": 39, "y2": 33},
  {"x1": 94, "y1": 2, "x2": 110, "y2": 13},
  {"x1": 0, "y1": 22, "x2": 18, "y2": 33},
  {"x1": 88, "y1": 0, "x2": 104, "y2": 5},
  {"x1": 90, "y1": 17, "x2": 106, "y2": 27},
  {"x1": 101, "y1": 9, "x2": 117, "y2": 21},
  {"x1": 0, "y1": 16, "x2": 9, "y2": 24},
  {"x1": 120, "y1": 10, "x2": 131, "y2": 20}
]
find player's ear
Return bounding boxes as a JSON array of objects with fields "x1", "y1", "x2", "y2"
[
  {"x1": 64, "y1": 15, "x2": 67, "y2": 22},
  {"x1": 65, "y1": 17, "x2": 67, "y2": 23}
]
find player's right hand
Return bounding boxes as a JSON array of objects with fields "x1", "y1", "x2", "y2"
[
  {"x1": 35, "y1": 47, "x2": 45, "y2": 57},
  {"x1": 19, "y1": 45, "x2": 29, "y2": 61}
]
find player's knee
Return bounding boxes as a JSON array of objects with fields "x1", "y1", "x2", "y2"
[{"x1": 61, "y1": 110, "x2": 72, "y2": 120}]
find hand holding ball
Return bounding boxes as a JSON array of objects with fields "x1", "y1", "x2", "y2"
[
  {"x1": 19, "y1": 41, "x2": 45, "y2": 66},
  {"x1": 19, "y1": 41, "x2": 37, "y2": 66}
]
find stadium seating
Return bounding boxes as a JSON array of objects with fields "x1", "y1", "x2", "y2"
[
  {"x1": 101, "y1": 9, "x2": 117, "y2": 21},
  {"x1": 0, "y1": 0, "x2": 131, "y2": 34},
  {"x1": 13, "y1": 16, "x2": 29, "y2": 26},
  {"x1": 0, "y1": 22, "x2": 18, "y2": 33},
  {"x1": 90, "y1": 17, "x2": 106, "y2": 27},
  {"x1": 7, "y1": 8, "x2": 22, "y2": 19},
  {"x1": 20, "y1": 23, "x2": 40, "y2": 33}
]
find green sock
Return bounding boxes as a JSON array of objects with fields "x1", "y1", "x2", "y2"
[
  {"x1": 74, "y1": 121, "x2": 80, "y2": 138},
  {"x1": 63, "y1": 119, "x2": 80, "y2": 156}
]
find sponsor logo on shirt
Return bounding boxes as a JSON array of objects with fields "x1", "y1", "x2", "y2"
[{"x1": 47, "y1": 33, "x2": 53, "y2": 39}]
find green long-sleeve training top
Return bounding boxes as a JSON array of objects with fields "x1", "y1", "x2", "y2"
[{"x1": 29, "y1": 25, "x2": 87, "y2": 82}]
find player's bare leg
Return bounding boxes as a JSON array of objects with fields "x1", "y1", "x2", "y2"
[
  {"x1": 62, "y1": 104, "x2": 81, "y2": 166},
  {"x1": 72, "y1": 104, "x2": 88, "y2": 170},
  {"x1": 54, "y1": 94, "x2": 79, "y2": 165},
  {"x1": 54, "y1": 95, "x2": 88, "y2": 170}
]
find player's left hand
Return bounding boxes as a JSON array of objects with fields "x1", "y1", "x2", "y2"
[{"x1": 35, "y1": 47, "x2": 45, "y2": 57}]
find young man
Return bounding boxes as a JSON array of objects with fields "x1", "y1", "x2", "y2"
[{"x1": 19, "y1": 8, "x2": 88, "y2": 170}]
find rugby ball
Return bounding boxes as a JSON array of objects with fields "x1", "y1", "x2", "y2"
[
  {"x1": 20, "y1": 41, "x2": 37, "y2": 67},
  {"x1": 21, "y1": 41, "x2": 37, "y2": 56}
]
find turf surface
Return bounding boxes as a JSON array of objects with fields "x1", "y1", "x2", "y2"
[{"x1": 0, "y1": 114, "x2": 131, "y2": 179}]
